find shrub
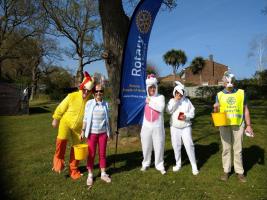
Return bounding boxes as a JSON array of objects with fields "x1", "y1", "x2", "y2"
[
  {"x1": 158, "y1": 82, "x2": 173, "y2": 100},
  {"x1": 195, "y1": 86, "x2": 223, "y2": 100}
]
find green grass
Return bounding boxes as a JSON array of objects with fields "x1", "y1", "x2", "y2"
[{"x1": 0, "y1": 101, "x2": 266, "y2": 200}]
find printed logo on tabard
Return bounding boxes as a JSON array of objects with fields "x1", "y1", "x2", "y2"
[
  {"x1": 136, "y1": 10, "x2": 152, "y2": 34},
  {"x1": 227, "y1": 96, "x2": 236, "y2": 105}
]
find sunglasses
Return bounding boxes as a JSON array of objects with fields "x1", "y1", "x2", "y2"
[{"x1": 94, "y1": 90, "x2": 103, "y2": 94}]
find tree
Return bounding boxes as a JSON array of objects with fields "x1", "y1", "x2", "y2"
[
  {"x1": 0, "y1": 0, "x2": 44, "y2": 78},
  {"x1": 26, "y1": 36, "x2": 60, "y2": 100},
  {"x1": 254, "y1": 69, "x2": 267, "y2": 85},
  {"x1": 248, "y1": 34, "x2": 267, "y2": 72},
  {"x1": 146, "y1": 63, "x2": 159, "y2": 77},
  {"x1": 41, "y1": 65, "x2": 74, "y2": 100},
  {"x1": 2, "y1": 34, "x2": 60, "y2": 100},
  {"x1": 98, "y1": 0, "x2": 177, "y2": 135},
  {"x1": 42, "y1": 0, "x2": 103, "y2": 85},
  {"x1": 190, "y1": 56, "x2": 205, "y2": 85},
  {"x1": 163, "y1": 49, "x2": 187, "y2": 85}
]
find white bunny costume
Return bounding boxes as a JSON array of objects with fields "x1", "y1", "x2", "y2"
[
  {"x1": 166, "y1": 81, "x2": 199, "y2": 175},
  {"x1": 140, "y1": 74, "x2": 166, "y2": 174}
]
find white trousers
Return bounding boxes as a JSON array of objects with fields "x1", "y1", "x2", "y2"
[
  {"x1": 170, "y1": 126, "x2": 198, "y2": 172},
  {"x1": 140, "y1": 126, "x2": 165, "y2": 171}
]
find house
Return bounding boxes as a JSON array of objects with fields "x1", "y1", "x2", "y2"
[{"x1": 160, "y1": 55, "x2": 228, "y2": 86}]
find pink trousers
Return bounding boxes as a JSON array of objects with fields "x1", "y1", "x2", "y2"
[{"x1": 87, "y1": 133, "x2": 108, "y2": 171}]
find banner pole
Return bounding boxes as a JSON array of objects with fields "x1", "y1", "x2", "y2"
[{"x1": 113, "y1": 130, "x2": 119, "y2": 168}]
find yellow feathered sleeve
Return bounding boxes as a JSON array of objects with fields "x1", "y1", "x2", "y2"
[{"x1": 52, "y1": 94, "x2": 71, "y2": 120}]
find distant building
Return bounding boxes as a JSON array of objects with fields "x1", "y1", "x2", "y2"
[{"x1": 160, "y1": 55, "x2": 228, "y2": 86}]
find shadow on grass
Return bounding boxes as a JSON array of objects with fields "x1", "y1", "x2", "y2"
[
  {"x1": 106, "y1": 151, "x2": 143, "y2": 175},
  {"x1": 164, "y1": 142, "x2": 219, "y2": 170},
  {"x1": 29, "y1": 106, "x2": 51, "y2": 114},
  {"x1": 76, "y1": 151, "x2": 143, "y2": 176},
  {"x1": 243, "y1": 145, "x2": 265, "y2": 175},
  {"x1": 57, "y1": 144, "x2": 262, "y2": 179},
  {"x1": 96, "y1": 142, "x2": 220, "y2": 175}
]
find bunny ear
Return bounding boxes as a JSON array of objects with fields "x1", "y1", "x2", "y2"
[
  {"x1": 175, "y1": 81, "x2": 184, "y2": 89},
  {"x1": 224, "y1": 71, "x2": 230, "y2": 77}
]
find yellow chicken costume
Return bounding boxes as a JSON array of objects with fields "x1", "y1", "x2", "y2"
[{"x1": 52, "y1": 72, "x2": 94, "y2": 180}]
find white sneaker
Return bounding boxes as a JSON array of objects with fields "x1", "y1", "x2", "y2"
[
  {"x1": 160, "y1": 170, "x2": 166, "y2": 175},
  {"x1": 192, "y1": 170, "x2": 199, "y2": 175},
  {"x1": 140, "y1": 166, "x2": 147, "y2": 172},
  {"x1": 87, "y1": 174, "x2": 93, "y2": 186},
  {"x1": 101, "y1": 174, "x2": 111, "y2": 183},
  {"x1": 173, "y1": 165, "x2": 181, "y2": 172}
]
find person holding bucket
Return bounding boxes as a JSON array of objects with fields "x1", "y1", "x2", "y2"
[
  {"x1": 213, "y1": 71, "x2": 254, "y2": 183},
  {"x1": 81, "y1": 84, "x2": 111, "y2": 188},
  {"x1": 51, "y1": 71, "x2": 94, "y2": 180},
  {"x1": 166, "y1": 81, "x2": 199, "y2": 175}
]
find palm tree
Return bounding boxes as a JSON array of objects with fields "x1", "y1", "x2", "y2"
[
  {"x1": 190, "y1": 56, "x2": 205, "y2": 85},
  {"x1": 163, "y1": 49, "x2": 187, "y2": 85}
]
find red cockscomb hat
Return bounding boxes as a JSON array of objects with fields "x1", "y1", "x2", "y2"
[{"x1": 79, "y1": 71, "x2": 94, "y2": 91}]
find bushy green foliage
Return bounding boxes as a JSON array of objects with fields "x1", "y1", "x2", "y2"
[
  {"x1": 235, "y1": 82, "x2": 267, "y2": 100},
  {"x1": 195, "y1": 86, "x2": 223, "y2": 100},
  {"x1": 158, "y1": 82, "x2": 174, "y2": 100},
  {"x1": 41, "y1": 66, "x2": 75, "y2": 100}
]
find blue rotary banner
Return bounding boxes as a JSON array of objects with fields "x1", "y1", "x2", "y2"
[{"x1": 118, "y1": 0, "x2": 163, "y2": 128}]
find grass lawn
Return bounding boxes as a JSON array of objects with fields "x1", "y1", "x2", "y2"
[{"x1": 0, "y1": 100, "x2": 266, "y2": 200}]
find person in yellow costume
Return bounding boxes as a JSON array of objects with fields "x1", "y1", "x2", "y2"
[
  {"x1": 214, "y1": 71, "x2": 254, "y2": 183},
  {"x1": 51, "y1": 71, "x2": 94, "y2": 180}
]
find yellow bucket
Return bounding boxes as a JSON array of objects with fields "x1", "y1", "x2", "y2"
[
  {"x1": 73, "y1": 144, "x2": 88, "y2": 160},
  {"x1": 211, "y1": 112, "x2": 228, "y2": 127}
]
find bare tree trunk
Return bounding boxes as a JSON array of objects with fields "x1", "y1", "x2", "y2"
[
  {"x1": 30, "y1": 65, "x2": 37, "y2": 100},
  {"x1": 0, "y1": 61, "x2": 2, "y2": 79},
  {"x1": 99, "y1": 0, "x2": 129, "y2": 138},
  {"x1": 76, "y1": 56, "x2": 84, "y2": 87},
  {"x1": 30, "y1": 60, "x2": 40, "y2": 100},
  {"x1": 173, "y1": 67, "x2": 176, "y2": 86}
]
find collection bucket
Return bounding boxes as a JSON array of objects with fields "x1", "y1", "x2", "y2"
[
  {"x1": 211, "y1": 112, "x2": 227, "y2": 127},
  {"x1": 73, "y1": 144, "x2": 88, "y2": 160}
]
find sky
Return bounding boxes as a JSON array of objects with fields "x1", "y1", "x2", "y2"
[{"x1": 58, "y1": 0, "x2": 267, "y2": 80}]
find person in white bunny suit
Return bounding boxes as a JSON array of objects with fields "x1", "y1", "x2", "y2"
[
  {"x1": 140, "y1": 74, "x2": 166, "y2": 175},
  {"x1": 166, "y1": 81, "x2": 199, "y2": 175}
]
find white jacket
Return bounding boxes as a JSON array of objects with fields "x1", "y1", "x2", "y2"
[
  {"x1": 142, "y1": 94, "x2": 165, "y2": 128},
  {"x1": 166, "y1": 97, "x2": 195, "y2": 128}
]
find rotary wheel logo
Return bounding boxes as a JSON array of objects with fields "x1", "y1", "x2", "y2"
[
  {"x1": 136, "y1": 10, "x2": 152, "y2": 34},
  {"x1": 227, "y1": 97, "x2": 236, "y2": 105}
]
